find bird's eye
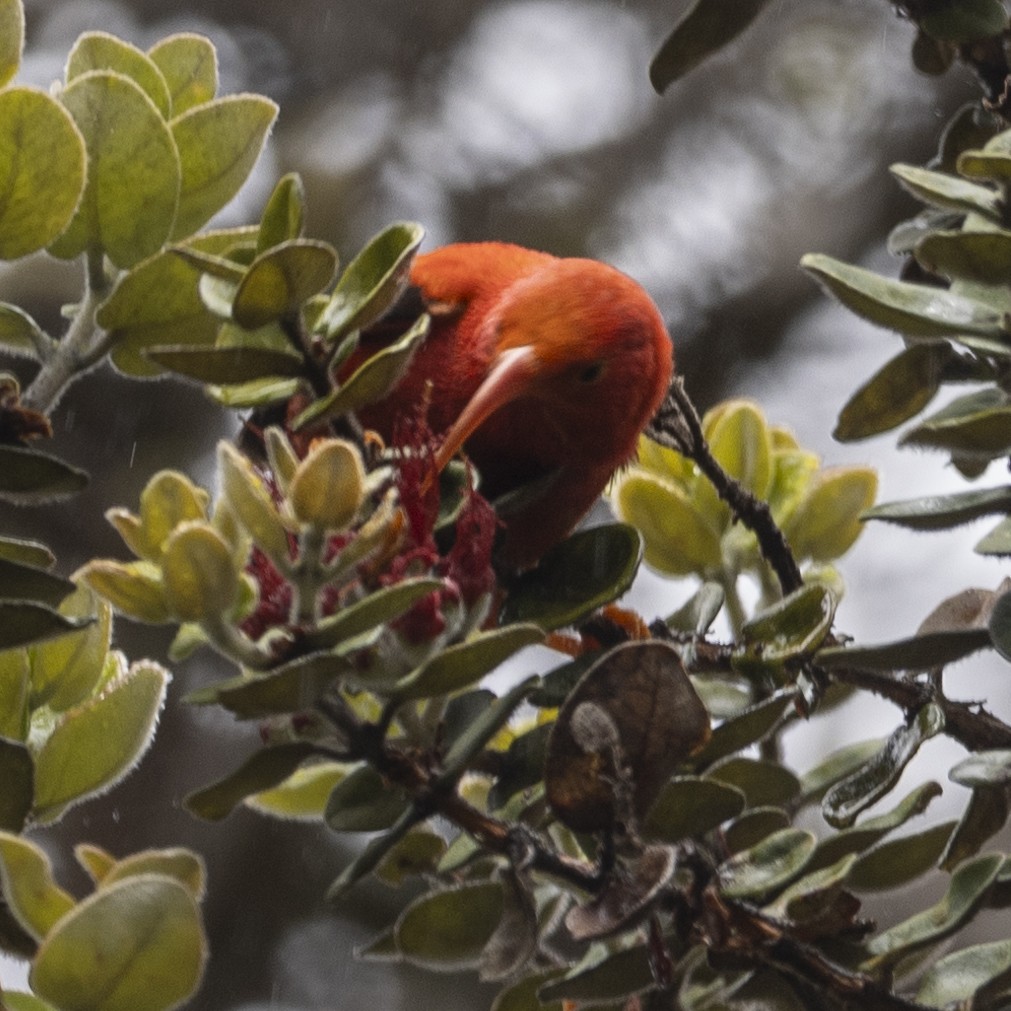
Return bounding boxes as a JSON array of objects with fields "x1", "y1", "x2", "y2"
[{"x1": 577, "y1": 361, "x2": 604, "y2": 383}]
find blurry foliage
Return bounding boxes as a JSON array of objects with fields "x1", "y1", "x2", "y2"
[{"x1": 5, "y1": 0, "x2": 1011, "y2": 1009}]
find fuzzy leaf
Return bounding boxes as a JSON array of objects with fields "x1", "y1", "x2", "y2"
[
  {"x1": 32, "y1": 660, "x2": 168, "y2": 823},
  {"x1": 822, "y1": 704, "x2": 945, "y2": 828},
  {"x1": 0, "y1": 445, "x2": 88, "y2": 503},
  {"x1": 0, "y1": 88, "x2": 86, "y2": 260},
  {"x1": 643, "y1": 776, "x2": 745, "y2": 843},
  {"x1": 144, "y1": 345, "x2": 304, "y2": 383},
  {"x1": 834, "y1": 344, "x2": 950, "y2": 441},
  {"x1": 257, "y1": 172, "x2": 305, "y2": 252},
  {"x1": 392, "y1": 624, "x2": 543, "y2": 699},
  {"x1": 50, "y1": 71, "x2": 179, "y2": 268},
  {"x1": 184, "y1": 742, "x2": 316, "y2": 821},
  {"x1": 169, "y1": 94, "x2": 278, "y2": 240},
  {"x1": 500, "y1": 523, "x2": 643, "y2": 631},
  {"x1": 393, "y1": 882, "x2": 504, "y2": 972},
  {"x1": 613, "y1": 472, "x2": 722, "y2": 576},
  {"x1": 891, "y1": 162, "x2": 1002, "y2": 218},
  {"x1": 30, "y1": 875, "x2": 206, "y2": 1011},
  {"x1": 66, "y1": 32, "x2": 172, "y2": 118},
  {"x1": 247, "y1": 762, "x2": 347, "y2": 820},
  {"x1": 232, "y1": 240, "x2": 338, "y2": 329},
  {"x1": 148, "y1": 33, "x2": 218, "y2": 116},
  {"x1": 0, "y1": 832, "x2": 75, "y2": 941},
  {"x1": 900, "y1": 388, "x2": 1011, "y2": 458},
  {"x1": 293, "y1": 314, "x2": 429, "y2": 429},
  {"x1": 801, "y1": 253, "x2": 1005, "y2": 339},
  {"x1": 916, "y1": 939, "x2": 1011, "y2": 1007},
  {"x1": 321, "y1": 221, "x2": 424, "y2": 340},
  {"x1": 717, "y1": 828, "x2": 816, "y2": 900},
  {"x1": 0, "y1": 739, "x2": 32, "y2": 832},
  {"x1": 0, "y1": 0, "x2": 24, "y2": 87},
  {"x1": 863, "y1": 853, "x2": 1003, "y2": 970},
  {"x1": 0, "y1": 601, "x2": 92, "y2": 650}
]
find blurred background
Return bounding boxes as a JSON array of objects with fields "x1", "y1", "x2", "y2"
[{"x1": 3, "y1": 0, "x2": 1009, "y2": 1006}]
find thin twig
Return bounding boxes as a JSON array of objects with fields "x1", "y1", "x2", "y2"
[{"x1": 647, "y1": 379, "x2": 804, "y2": 597}]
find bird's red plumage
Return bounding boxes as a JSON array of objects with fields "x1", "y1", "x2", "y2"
[{"x1": 358, "y1": 242, "x2": 673, "y2": 569}]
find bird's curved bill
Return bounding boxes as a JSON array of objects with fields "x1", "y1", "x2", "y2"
[{"x1": 434, "y1": 345, "x2": 540, "y2": 473}]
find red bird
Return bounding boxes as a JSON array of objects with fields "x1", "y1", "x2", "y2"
[{"x1": 358, "y1": 242, "x2": 673, "y2": 570}]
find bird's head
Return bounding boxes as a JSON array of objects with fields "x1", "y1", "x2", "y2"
[{"x1": 433, "y1": 257, "x2": 673, "y2": 474}]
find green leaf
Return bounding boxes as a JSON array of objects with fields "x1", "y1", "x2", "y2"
[
  {"x1": 815, "y1": 627, "x2": 992, "y2": 671},
  {"x1": 822, "y1": 704, "x2": 945, "y2": 829},
  {"x1": 304, "y1": 578, "x2": 443, "y2": 651},
  {"x1": 326, "y1": 805, "x2": 420, "y2": 901},
  {"x1": 717, "y1": 828, "x2": 816, "y2": 901},
  {"x1": 66, "y1": 32, "x2": 172, "y2": 119},
  {"x1": 863, "y1": 852, "x2": 1004, "y2": 970},
  {"x1": 917, "y1": 939, "x2": 1011, "y2": 1007},
  {"x1": 0, "y1": 88, "x2": 86, "y2": 260},
  {"x1": 492, "y1": 971, "x2": 565, "y2": 1011},
  {"x1": 706, "y1": 756, "x2": 801, "y2": 809},
  {"x1": 32, "y1": 660, "x2": 168, "y2": 823},
  {"x1": 246, "y1": 761, "x2": 346, "y2": 820},
  {"x1": 798, "y1": 738, "x2": 886, "y2": 803},
  {"x1": 0, "y1": 601, "x2": 92, "y2": 650},
  {"x1": 649, "y1": 0, "x2": 771, "y2": 93},
  {"x1": 807, "y1": 781, "x2": 942, "y2": 873},
  {"x1": 0, "y1": 302, "x2": 44, "y2": 356},
  {"x1": 500, "y1": 523, "x2": 643, "y2": 632},
  {"x1": 0, "y1": 739, "x2": 32, "y2": 832},
  {"x1": 665, "y1": 581, "x2": 725, "y2": 635},
  {"x1": 0, "y1": 535, "x2": 55, "y2": 570},
  {"x1": 863, "y1": 484, "x2": 1011, "y2": 531},
  {"x1": 643, "y1": 776, "x2": 745, "y2": 843},
  {"x1": 920, "y1": 0, "x2": 1008, "y2": 42},
  {"x1": 800, "y1": 252, "x2": 1006, "y2": 339},
  {"x1": 538, "y1": 941, "x2": 654, "y2": 1005},
  {"x1": 391, "y1": 624, "x2": 544, "y2": 699},
  {"x1": 148, "y1": 33, "x2": 218, "y2": 116},
  {"x1": 31, "y1": 875, "x2": 206, "y2": 1011},
  {"x1": 0, "y1": 832, "x2": 75, "y2": 941},
  {"x1": 613, "y1": 472, "x2": 722, "y2": 576},
  {"x1": 847, "y1": 821, "x2": 957, "y2": 891},
  {"x1": 29, "y1": 586, "x2": 110, "y2": 711},
  {"x1": 834, "y1": 344, "x2": 950, "y2": 442},
  {"x1": 288, "y1": 438, "x2": 364, "y2": 530},
  {"x1": 891, "y1": 162, "x2": 1002, "y2": 218},
  {"x1": 0, "y1": 557, "x2": 75, "y2": 608},
  {"x1": 916, "y1": 229, "x2": 1011, "y2": 285},
  {"x1": 144, "y1": 344, "x2": 304, "y2": 383},
  {"x1": 734, "y1": 584, "x2": 836, "y2": 679},
  {"x1": 232, "y1": 240, "x2": 338, "y2": 329},
  {"x1": 98, "y1": 847, "x2": 205, "y2": 900},
  {"x1": 976, "y1": 515, "x2": 1011, "y2": 554},
  {"x1": 989, "y1": 588, "x2": 1011, "y2": 661},
  {"x1": 951, "y1": 748, "x2": 1011, "y2": 785},
  {"x1": 183, "y1": 742, "x2": 316, "y2": 821},
  {"x1": 940, "y1": 786, "x2": 1008, "y2": 870},
  {"x1": 374, "y1": 828, "x2": 448, "y2": 887},
  {"x1": 98, "y1": 250, "x2": 220, "y2": 378},
  {"x1": 723, "y1": 807, "x2": 791, "y2": 853},
  {"x1": 293, "y1": 314, "x2": 429, "y2": 429},
  {"x1": 900, "y1": 388, "x2": 1011, "y2": 459},
  {"x1": 183, "y1": 652, "x2": 353, "y2": 719},
  {"x1": 325, "y1": 763, "x2": 411, "y2": 832},
  {"x1": 393, "y1": 882, "x2": 504, "y2": 972},
  {"x1": 217, "y1": 441, "x2": 291, "y2": 565},
  {"x1": 169, "y1": 94, "x2": 278, "y2": 240},
  {"x1": 160, "y1": 522, "x2": 238, "y2": 621},
  {"x1": 50, "y1": 71, "x2": 180, "y2": 268},
  {"x1": 0, "y1": 648, "x2": 29, "y2": 739},
  {"x1": 440, "y1": 675, "x2": 540, "y2": 782},
  {"x1": 0, "y1": 445, "x2": 88, "y2": 503},
  {"x1": 0, "y1": 0, "x2": 24, "y2": 88},
  {"x1": 691, "y1": 690, "x2": 796, "y2": 768},
  {"x1": 321, "y1": 221, "x2": 425, "y2": 340},
  {"x1": 257, "y1": 172, "x2": 305, "y2": 252}
]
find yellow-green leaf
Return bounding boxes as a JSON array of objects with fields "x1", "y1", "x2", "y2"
[
  {"x1": 0, "y1": 88, "x2": 86, "y2": 260},
  {"x1": 148, "y1": 33, "x2": 218, "y2": 116},
  {"x1": 161, "y1": 522, "x2": 238, "y2": 621},
  {"x1": 66, "y1": 32, "x2": 171, "y2": 119},
  {"x1": 170, "y1": 94, "x2": 278, "y2": 240},
  {"x1": 32, "y1": 660, "x2": 168, "y2": 823},
  {"x1": 289, "y1": 439, "x2": 365, "y2": 530},
  {"x1": 0, "y1": 832, "x2": 75, "y2": 942},
  {"x1": 50, "y1": 71, "x2": 180, "y2": 268},
  {"x1": 0, "y1": 0, "x2": 25, "y2": 88},
  {"x1": 31, "y1": 875, "x2": 206, "y2": 1011},
  {"x1": 781, "y1": 466, "x2": 878, "y2": 562}
]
